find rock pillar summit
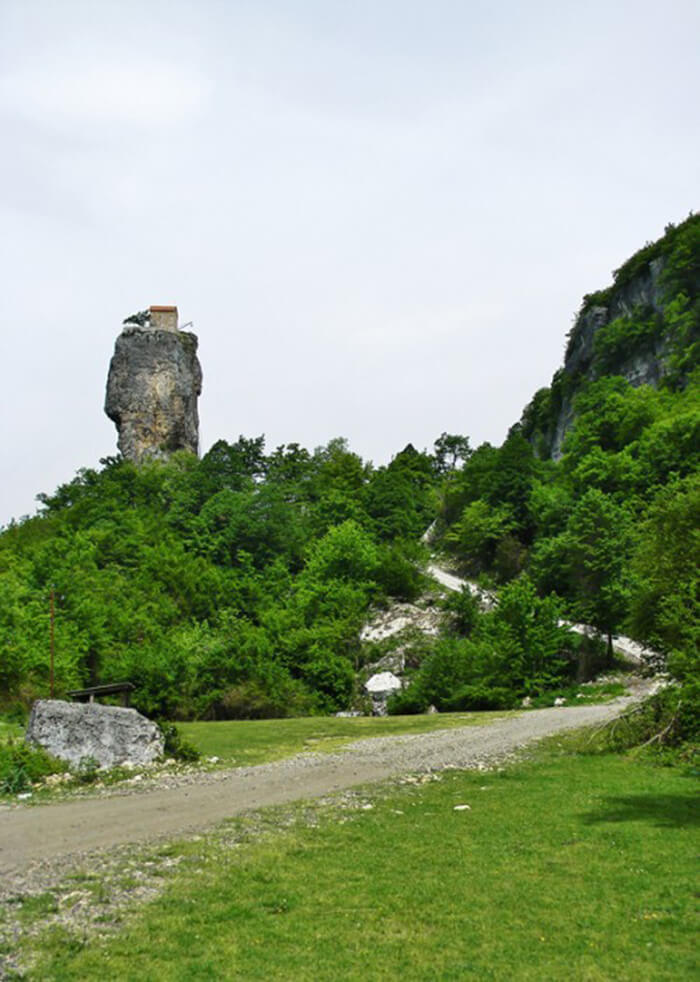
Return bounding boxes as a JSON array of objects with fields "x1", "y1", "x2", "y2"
[{"x1": 105, "y1": 305, "x2": 203, "y2": 464}]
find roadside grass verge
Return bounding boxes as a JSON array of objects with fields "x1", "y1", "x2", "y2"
[
  {"x1": 529, "y1": 681, "x2": 627, "y2": 708},
  {"x1": 21, "y1": 745, "x2": 698, "y2": 980},
  {"x1": 177, "y1": 710, "x2": 514, "y2": 766}
]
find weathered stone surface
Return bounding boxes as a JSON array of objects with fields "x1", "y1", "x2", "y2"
[
  {"x1": 105, "y1": 325, "x2": 202, "y2": 463},
  {"x1": 26, "y1": 700, "x2": 164, "y2": 770},
  {"x1": 531, "y1": 255, "x2": 672, "y2": 460}
]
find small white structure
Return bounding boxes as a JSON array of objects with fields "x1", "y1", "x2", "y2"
[{"x1": 149, "y1": 305, "x2": 179, "y2": 332}]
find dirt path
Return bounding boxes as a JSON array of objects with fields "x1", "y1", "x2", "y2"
[
  {"x1": 426, "y1": 561, "x2": 660, "y2": 665},
  {"x1": 0, "y1": 699, "x2": 640, "y2": 880}
]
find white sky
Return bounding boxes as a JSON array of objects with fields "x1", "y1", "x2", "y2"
[{"x1": 1, "y1": 0, "x2": 698, "y2": 523}]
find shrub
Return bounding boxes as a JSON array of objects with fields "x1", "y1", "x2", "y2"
[
  {"x1": 213, "y1": 677, "x2": 314, "y2": 720},
  {"x1": 386, "y1": 687, "x2": 430, "y2": 716},
  {"x1": 442, "y1": 586, "x2": 481, "y2": 636},
  {"x1": 594, "y1": 682, "x2": 699, "y2": 754},
  {"x1": 74, "y1": 755, "x2": 100, "y2": 784},
  {"x1": 159, "y1": 722, "x2": 201, "y2": 762},
  {"x1": 302, "y1": 652, "x2": 355, "y2": 712},
  {"x1": 442, "y1": 684, "x2": 517, "y2": 711},
  {"x1": 0, "y1": 740, "x2": 66, "y2": 794},
  {"x1": 375, "y1": 543, "x2": 425, "y2": 601}
]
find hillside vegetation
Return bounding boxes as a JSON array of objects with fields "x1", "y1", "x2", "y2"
[{"x1": 0, "y1": 215, "x2": 697, "y2": 730}]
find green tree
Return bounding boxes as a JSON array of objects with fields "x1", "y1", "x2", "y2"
[
  {"x1": 629, "y1": 475, "x2": 699, "y2": 673},
  {"x1": 433, "y1": 433, "x2": 471, "y2": 474},
  {"x1": 445, "y1": 500, "x2": 517, "y2": 575},
  {"x1": 560, "y1": 490, "x2": 633, "y2": 658}
]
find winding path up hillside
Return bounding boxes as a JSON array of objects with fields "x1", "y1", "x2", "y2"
[{"x1": 426, "y1": 562, "x2": 661, "y2": 666}]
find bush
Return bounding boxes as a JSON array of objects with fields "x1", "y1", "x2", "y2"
[
  {"x1": 74, "y1": 755, "x2": 100, "y2": 783},
  {"x1": 159, "y1": 722, "x2": 201, "y2": 762},
  {"x1": 0, "y1": 740, "x2": 66, "y2": 794},
  {"x1": 386, "y1": 687, "x2": 430, "y2": 716},
  {"x1": 594, "y1": 683, "x2": 699, "y2": 754},
  {"x1": 442, "y1": 684, "x2": 517, "y2": 711},
  {"x1": 302, "y1": 652, "x2": 355, "y2": 712},
  {"x1": 442, "y1": 587, "x2": 480, "y2": 636},
  {"x1": 212, "y1": 677, "x2": 314, "y2": 720},
  {"x1": 375, "y1": 543, "x2": 425, "y2": 601}
]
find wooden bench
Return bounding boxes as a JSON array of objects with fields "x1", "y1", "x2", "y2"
[{"x1": 67, "y1": 682, "x2": 135, "y2": 707}]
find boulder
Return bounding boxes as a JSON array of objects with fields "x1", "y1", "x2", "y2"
[
  {"x1": 364, "y1": 671, "x2": 402, "y2": 717},
  {"x1": 26, "y1": 700, "x2": 164, "y2": 770}
]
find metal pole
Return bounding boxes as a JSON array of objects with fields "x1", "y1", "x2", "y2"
[{"x1": 50, "y1": 586, "x2": 55, "y2": 698}]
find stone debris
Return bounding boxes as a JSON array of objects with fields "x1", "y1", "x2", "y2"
[
  {"x1": 26, "y1": 700, "x2": 164, "y2": 770},
  {"x1": 360, "y1": 602, "x2": 442, "y2": 644}
]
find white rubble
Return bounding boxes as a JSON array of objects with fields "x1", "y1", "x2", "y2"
[{"x1": 360, "y1": 602, "x2": 441, "y2": 643}]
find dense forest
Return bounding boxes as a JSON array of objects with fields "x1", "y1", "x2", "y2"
[{"x1": 1, "y1": 215, "x2": 697, "y2": 726}]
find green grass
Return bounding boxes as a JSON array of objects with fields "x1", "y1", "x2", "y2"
[
  {"x1": 177, "y1": 711, "x2": 511, "y2": 767},
  {"x1": 26, "y1": 748, "x2": 698, "y2": 980},
  {"x1": 0, "y1": 721, "x2": 23, "y2": 744},
  {"x1": 529, "y1": 681, "x2": 627, "y2": 708}
]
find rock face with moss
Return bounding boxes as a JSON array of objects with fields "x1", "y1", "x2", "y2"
[
  {"x1": 520, "y1": 214, "x2": 699, "y2": 458},
  {"x1": 105, "y1": 319, "x2": 202, "y2": 464}
]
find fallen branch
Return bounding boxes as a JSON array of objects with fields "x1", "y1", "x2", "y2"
[
  {"x1": 635, "y1": 700, "x2": 682, "y2": 750},
  {"x1": 586, "y1": 703, "x2": 645, "y2": 743}
]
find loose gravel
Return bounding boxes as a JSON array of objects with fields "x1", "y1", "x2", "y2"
[
  {"x1": 0, "y1": 691, "x2": 654, "y2": 979},
  {"x1": 1, "y1": 693, "x2": 650, "y2": 883}
]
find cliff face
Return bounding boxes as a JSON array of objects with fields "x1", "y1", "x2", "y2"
[
  {"x1": 563, "y1": 257, "x2": 666, "y2": 380},
  {"x1": 105, "y1": 325, "x2": 203, "y2": 464},
  {"x1": 520, "y1": 214, "x2": 699, "y2": 459},
  {"x1": 548, "y1": 258, "x2": 668, "y2": 459}
]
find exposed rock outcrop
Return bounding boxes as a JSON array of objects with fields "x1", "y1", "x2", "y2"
[
  {"x1": 360, "y1": 602, "x2": 442, "y2": 644},
  {"x1": 547, "y1": 256, "x2": 669, "y2": 458},
  {"x1": 520, "y1": 214, "x2": 699, "y2": 460},
  {"x1": 26, "y1": 700, "x2": 164, "y2": 769},
  {"x1": 105, "y1": 310, "x2": 202, "y2": 463}
]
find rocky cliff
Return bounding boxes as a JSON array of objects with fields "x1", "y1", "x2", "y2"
[
  {"x1": 105, "y1": 322, "x2": 203, "y2": 463},
  {"x1": 520, "y1": 214, "x2": 699, "y2": 458}
]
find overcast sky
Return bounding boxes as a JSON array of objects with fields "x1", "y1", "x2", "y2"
[{"x1": 1, "y1": 0, "x2": 698, "y2": 524}]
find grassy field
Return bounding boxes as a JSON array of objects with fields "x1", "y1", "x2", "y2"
[
  {"x1": 23, "y1": 743, "x2": 698, "y2": 980},
  {"x1": 177, "y1": 710, "x2": 512, "y2": 767}
]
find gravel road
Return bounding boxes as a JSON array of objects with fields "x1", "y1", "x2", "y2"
[
  {"x1": 426, "y1": 561, "x2": 660, "y2": 665},
  {"x1": 0, "y1": 697, "x2": 642, "y2": 882}
]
